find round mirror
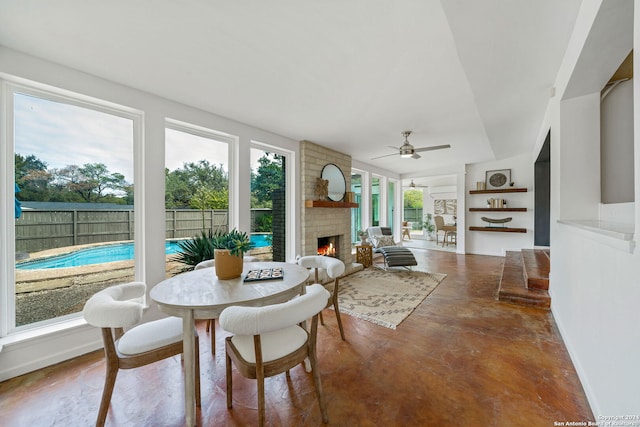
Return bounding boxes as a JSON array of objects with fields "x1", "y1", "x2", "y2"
[{"x1": 321, "y1": 163, "x2": 346, "y2": 201}]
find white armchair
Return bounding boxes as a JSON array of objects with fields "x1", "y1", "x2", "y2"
[
  {"x1": 220, "y1": 283, "x2": 330, "y2": 426},
  {"x1": 297, "y1": 255, "x2": 346, "y2": 340},
  {"x1": 83, "y1": 282, "x2": 200, "y2": 426}
]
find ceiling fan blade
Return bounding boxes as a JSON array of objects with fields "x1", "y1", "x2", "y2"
[
  {"x1": 411, "y1": 153, "x2": 421, "y2": 159},
  {"x1": 370, "y1": 152, "x2": 399, "y2": 160},
  {"x1": 413, "y1": 144, "x2": 451, "y2": 153}
]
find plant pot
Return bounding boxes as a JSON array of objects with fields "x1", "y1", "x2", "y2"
[{"x1": 214, "y1": 249, "x2": 244, "y2": 280}]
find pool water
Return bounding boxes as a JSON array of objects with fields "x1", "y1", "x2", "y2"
[{"x1": 16, "y1": 234, "x2": 271, "y2": 270}]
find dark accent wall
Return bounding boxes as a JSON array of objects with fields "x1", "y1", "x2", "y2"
[
  {"x1": 534, "y1": 133, "x2": 551, "y2": 246},
  {"x1": 272, "y1": 188, "x2": 286, "y2": 262}
]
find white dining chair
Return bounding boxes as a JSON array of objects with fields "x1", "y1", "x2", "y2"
[
  {"x1": 297, "y1": 255, "x2": 346, "y2": 340},
  {"x1": 82, "y1": 282, "x2": 200, "y2": 427},
  {"x1": 219, "y1": 283, "x2": 330, "y2": 426}
]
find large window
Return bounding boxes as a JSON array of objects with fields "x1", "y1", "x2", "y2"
[
  {"x1": 371, "y1": 176, "x2": 381, "y2": 226},
  {"x1": 388, "y1": 180, "x2": 396, "y2": 233},
  {"x1": 250, "y1": 146, "x2": 286, "y2": 261},
  {"x1": 351, "y1": 172, "x2": 362, "y2": 243},
  {"x1": 7, "y1": 86, "x2": 138, "y2": 332},
  {"x1": 164, "y1": 121, "x2": 230, "y2": 273}
]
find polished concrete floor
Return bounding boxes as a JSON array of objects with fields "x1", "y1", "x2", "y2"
[{"x1": 0, "y1": 249, "x2": 593, "y2": 426}]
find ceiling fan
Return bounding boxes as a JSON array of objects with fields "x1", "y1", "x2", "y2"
[
  {"x1": 371, "y1": 131, "x2": 451, "y2": 160},
  {"x1": 404, "y1": 179, "x2": 429, "y2": 189}
]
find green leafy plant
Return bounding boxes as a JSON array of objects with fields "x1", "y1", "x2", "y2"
[
  {"x1": 255, "y1": 214, "x2": 273, "y2": 232},
  {"x1": 173, "y1": 228, "x2": 254, "y2": 268},
  {"x1": 357, "y1": 229, "x2": 368, "y2": 238},
  {"x1": 422, "y1": 213, "x2": 435, "y2": 233},
  {"x1": 173, "y1": 230, "x2": 216, "y2": 267},
  {"x1": 211, "y1": 228, "x2": 254, "y2": 257}
]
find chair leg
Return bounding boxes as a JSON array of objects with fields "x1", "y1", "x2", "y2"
[
  {"x1": 257, "y1": 369, "x2": 266, "y2": 427},
  {"x1": 319, "y1": 310, "x2": 325, "y2": 326},
  {"x1": 96, "y1": 360, "x2": 118, "y2": 427},
  {"x1": 225, "y1": 346, "x2": 233, "y2": 409},
  {"x1": 333, "y1": 299, "x2": 346, "y2": 341},
  {"x1": 309, "y1": 350, "x2": 329, "y2": 423},
  {"x1": 206, "y1": 319, "x2": 211, "y2": 332}
]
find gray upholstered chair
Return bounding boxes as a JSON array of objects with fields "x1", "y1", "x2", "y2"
[
  {"x1": 195, "y1": 255, "x2": 260, "y2": 356},
  {"x1": 297, "y1": 255, "x2": 346, "y2": 340},
  {"x1": 220, "y1": 283, "x2": 330, "y2": 426},
  {"x1": 82, "y1": 282, "x2": 200, "y2": 427}
]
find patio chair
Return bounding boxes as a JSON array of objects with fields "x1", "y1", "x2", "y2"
[
  {"x1": 82, "y1": 282, "x2": 200, "y2": 427},
  {"x1": 367, "y1": 226, "x2": 418, "y2": 270},
  {"x1": 434, "y1": 215, "x2": 456, "y2": 247},
  {"x1": 220, "y1": 283, "x2": 330, "y2": 426}
]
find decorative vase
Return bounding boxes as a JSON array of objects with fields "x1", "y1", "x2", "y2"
[{"x1": 214, "y1": 249, "x2": 244, "y2": 280}]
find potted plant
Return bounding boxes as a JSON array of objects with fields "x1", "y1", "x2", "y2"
[
  {"x1": 423, "y1": 213, "x2": 435, "y2": 241},
  {"x1": 211, "y1": 228, "x2": 253, "y2": 279},
  {"x1": 174, "y1": 229, "x2": 253, "y2": 279},
  {"x1": 357, "y1": 229, "x2": 369, "y2": 245}
]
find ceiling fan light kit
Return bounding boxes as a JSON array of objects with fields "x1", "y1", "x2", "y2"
[{"x1": 400, "y1": 131, "x2": 414, "y2": 158}]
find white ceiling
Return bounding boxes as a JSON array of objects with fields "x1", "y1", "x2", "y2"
[{"x1": 0, "y1": 0, "x2": 582, "y2": 177}]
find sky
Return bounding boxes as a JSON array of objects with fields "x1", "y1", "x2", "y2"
[{"x1": 14, "y1": 93, "x2": 264, "y2": 185}]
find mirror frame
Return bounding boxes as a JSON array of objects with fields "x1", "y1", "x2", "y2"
[{"x1": 321, "y1": 163, "x2": 346, "y2": 202}]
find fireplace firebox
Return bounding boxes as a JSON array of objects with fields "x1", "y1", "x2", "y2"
[{"x1": 317, "y1": 235, "x2": 340, "y2": 258}]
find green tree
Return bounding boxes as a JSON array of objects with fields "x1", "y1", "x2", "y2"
[
  {"x1": 403, "y1": 189, "x2": 423, "y2": 208},
  {"x1": 165, "y1": 161, "x2": 229, "y2": 209},
  {"x1": 251, "y1": 153, "x2": 284, "y2": 208},
  {"x1": 53, "y1": 163, "x2": 129, "y2": 202},
  {"x1": 14, "y1": 153, "x2": 51, "y2": 201}
]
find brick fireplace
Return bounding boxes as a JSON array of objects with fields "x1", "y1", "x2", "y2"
[{"x1": 300, "y1": 141, "x2": 354, "y2": 265}]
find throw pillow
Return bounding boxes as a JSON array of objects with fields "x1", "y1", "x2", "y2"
[{"x1": 372, "y1": 235, "x2": 395, "y2": 248}]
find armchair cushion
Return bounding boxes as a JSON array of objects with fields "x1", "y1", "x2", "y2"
[{"x1": 117, "y1": 316, "x2": 183, "y2": 355}]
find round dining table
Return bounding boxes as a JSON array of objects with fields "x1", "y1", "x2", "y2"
[{"x1": 150, "y1": 261, "x2": 310, "y2": 426}]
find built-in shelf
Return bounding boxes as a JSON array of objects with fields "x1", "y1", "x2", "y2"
[
  {"x1": 305, "y1": 200, "x2": 359, "y2": 208},
  {"x1": 469, "y1": 188, "x2": 528, "y2": 194},
  {"x1": 469, "y1": 226, "x2": 527, "y2": 233},
  {"x1": 469, "y1": 208, "x2": 528, "y2": 212},
  {"x1": 469, "y1": 188, "x2": 528, "y2": 230}
]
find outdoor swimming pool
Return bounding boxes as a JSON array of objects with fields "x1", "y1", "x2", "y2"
[{"x1": 16, "y1": 234, "x2": 271, "y2": 270}]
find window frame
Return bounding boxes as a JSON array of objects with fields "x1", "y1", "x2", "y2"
[
  {"x1": 1, "y1": 77, "x2": 143, "y2": 337},
  {"x1": 250, "y1": 140, "x2": 295, "y2": 262}
]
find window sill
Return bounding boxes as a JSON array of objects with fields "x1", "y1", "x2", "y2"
[
  {"x1": 557, "y1": 219, "x2": 635, "y2": 253},
  {"x1": 0, "y1": 317, "x2": 89, "y2": 352}
]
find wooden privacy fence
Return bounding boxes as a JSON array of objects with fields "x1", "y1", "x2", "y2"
[
  {"x1": 15, "y1": 209, "x2": 267, "y2": 254},
  {"x1": 403, "y1": 208, "x2": 423, "y2": 228}
]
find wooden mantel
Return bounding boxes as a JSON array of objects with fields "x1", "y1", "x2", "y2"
[{"x1": 305, "y1": 200, "x2": 359, "y2": 208}]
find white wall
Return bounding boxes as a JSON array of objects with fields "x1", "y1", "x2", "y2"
[
  {"x1": 465, "y1": 154, "x2": 534, "y2": 256},
  {"x1": 544, "y1": 0, "x2": 640, "y2": 416},
  {"x1": 0, "y1": 46, "x2": 301, "y2": 380},
  {"x1": 601, "y1": 79, "x2": 634, "y2": 204}
]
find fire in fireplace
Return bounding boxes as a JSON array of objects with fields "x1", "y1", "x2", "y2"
[{"x1": 317, "y1": 235, "x2": 339, "y2": 258}]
